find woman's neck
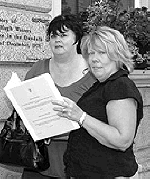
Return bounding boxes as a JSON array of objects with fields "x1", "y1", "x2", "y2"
[
  {"x1": 53, "y1": 50, "x2": 78, "y2": 63},
  {"x1": 51, "y1": 53, "x2": 84, "y2": 72},
  {"x1": 49, "y1": 54, "x2": 88, "y2": 87}
]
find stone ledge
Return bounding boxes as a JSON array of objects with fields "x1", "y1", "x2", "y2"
[
  {"x1": 0, "y1": 164, "x2": 22, "y2": 179},
  {"x1": 129, "y1": 70, "x2": 150, "y2": 88},
  {"x1": 0, "y1": 1, "x2": 51, "y2": 12},
  {"x1": 138, "y1": 161, "x2": 150, "y2": 174},
  {"x1": 134, "y1": 146, "x2": 150, "y2": 166},
  {"x1": 134, "y1": 143, "x2": 150, "y2": 152}
]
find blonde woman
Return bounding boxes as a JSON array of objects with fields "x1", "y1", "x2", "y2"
[{"x1": 52, "y1": 26, "x2": 143, "y2": 179}]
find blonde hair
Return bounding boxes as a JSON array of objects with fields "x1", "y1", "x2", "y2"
[{"x1": 81, "y1": 26, "x2": 134, "y2": 73}]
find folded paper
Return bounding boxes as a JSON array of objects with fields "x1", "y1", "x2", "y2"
[{"x1": 4, "y1": 72, "x2": 79, "y2": 141}]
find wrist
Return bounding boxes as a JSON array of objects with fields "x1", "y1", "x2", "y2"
[{"x1": 78, "y1": 112, "x2": 87, "y2": 127}]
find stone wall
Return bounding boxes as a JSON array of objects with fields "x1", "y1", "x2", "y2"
[
  {"x1": 130, "y1": 70, "x2": 150, "y2": 179},
  {"x1": 0, "y1": 0, "x2": 61, "y2": 120},
  {"x1": 134, "y1": 87, "x2": 150, "y2": 179},
  {"x1": 0, "y1": 0, "x2": 60, "y2": 178}
]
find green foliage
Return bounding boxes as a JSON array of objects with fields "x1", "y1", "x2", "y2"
[
  {"x1": 84, "y1": 0, "x2": 121, "y2": 32},
  {"x1": 78, "y1": 0, "x2": 149, "y2": 69}
]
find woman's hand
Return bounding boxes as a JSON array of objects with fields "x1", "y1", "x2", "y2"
[{"x1": 51, "y1": 97, "x2": 83, "y2": 123}]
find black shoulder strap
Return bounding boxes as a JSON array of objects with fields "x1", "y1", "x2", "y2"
[{"x1": 7, "y1": 109, "x2": 21, "y2": 130}]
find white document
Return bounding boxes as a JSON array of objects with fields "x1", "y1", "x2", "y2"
[{"x1": 4, "y1": 72, "x2": 80, "y2": 141}]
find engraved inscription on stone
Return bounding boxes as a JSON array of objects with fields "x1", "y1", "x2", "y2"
[{"x1": 0, "y1": 7, "x2": 52, "y2": 62}]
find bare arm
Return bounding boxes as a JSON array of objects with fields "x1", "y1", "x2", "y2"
[
  {"x1": 82, "y1": 98, "x2": 137, "y2": 151},
  {"x1": 52, "y1": 97, "x2": 137, "y2": 151}
]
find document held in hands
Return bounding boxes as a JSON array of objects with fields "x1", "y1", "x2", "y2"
[{"x1": 4, "y1": 73, "x2": 79, "y2": 141}]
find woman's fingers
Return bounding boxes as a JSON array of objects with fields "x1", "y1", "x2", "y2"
[
  {"x1": 51, "y1": 100, "x2": 64, "y2": 106},
  {"x1": 51, "y1": 98, "x2": 80, "y2": 122},
  {"x1": 51, "y1": 100, "x2": 69, "y2": 108},
  {"x1": 52, "y1": 100, "x2": 71, "y2": 117}
]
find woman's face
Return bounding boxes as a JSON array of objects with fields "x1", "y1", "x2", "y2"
[
  {"x1": 49, "y1": 26, "x2": 77, "y2": 55},
  {"x1": 88, "y1": 49, "x2": 118, "y2": 82}
]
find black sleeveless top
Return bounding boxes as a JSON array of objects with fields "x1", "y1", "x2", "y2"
[{"x1": 64, "y1": 69, "x2": 143, "y2": 177}]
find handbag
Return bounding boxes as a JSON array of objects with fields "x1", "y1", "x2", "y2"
[{"x1": 0, "y1": 110, "x2": 50, "y2": 171}]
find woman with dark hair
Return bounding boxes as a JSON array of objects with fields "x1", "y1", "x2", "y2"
[{"x1": 22, "y1": 14, "x2": 96, "y2": 179}]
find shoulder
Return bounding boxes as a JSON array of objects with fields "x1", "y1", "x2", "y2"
[
  {"x1": 25, "y1": 59, "x2": 50, "y2": 80},
  {"x1": 107, "y1": 75, "x2": 135, "y2": 92},
  {"x1": 104, "y1": 75, "x2": 143, "y2": 105}
]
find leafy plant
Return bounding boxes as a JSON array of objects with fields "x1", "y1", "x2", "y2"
[{"x1": 79, "y1": 0, "x2": 149, "y2": 69}]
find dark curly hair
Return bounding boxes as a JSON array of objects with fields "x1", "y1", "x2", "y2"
[{"x1": 46, "y1": 14, "x2": 83, "y2": 54}]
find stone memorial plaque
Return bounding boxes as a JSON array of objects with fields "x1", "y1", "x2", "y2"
[{"x1": 0, "y1": 6, "x2": 52, "y2": 62}]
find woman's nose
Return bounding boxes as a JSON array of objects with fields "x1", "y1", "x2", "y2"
[
  {"x1": 91, "y1": 57, "x2": 100, "y2": 63},
  {"x1": 55, "y1": 35, "x2": 61, "y2": 42}
]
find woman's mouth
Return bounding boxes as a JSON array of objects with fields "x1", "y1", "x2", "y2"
[
  {"x1": 92, "y1": 66, "x2": 102, "y2": 70},
  {"x1": 55, "y1": 45, "x2": 63, "y2": 49}
]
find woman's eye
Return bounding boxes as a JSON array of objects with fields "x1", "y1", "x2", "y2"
[
  {"x1": 98, "y1": 51, "x2": 106, "y2": 55},
  {"x1": 89, "y1": 51, "x2": 95, "y2": 55},
  {"x1": 60, "y1": 34, "x2": 67, "y2": 37},
  {"x1": 50, "y1": 33, "x2": 67, "y2": 39}
]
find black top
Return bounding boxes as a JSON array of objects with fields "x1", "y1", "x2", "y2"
[{"x1": 64, "y1": 69, "x2": 143, "y2": 177}]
